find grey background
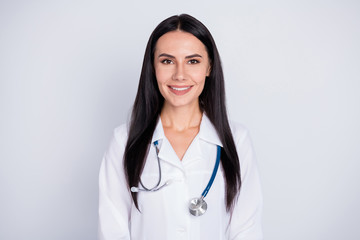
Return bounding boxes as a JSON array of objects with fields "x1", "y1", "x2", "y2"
[{"x1": 1, "y1": 0, "x2": 359, "y2": 239}]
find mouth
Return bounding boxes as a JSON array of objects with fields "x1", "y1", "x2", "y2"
[
  {"x1": 170, "y1": 86, "x2": 191, "y2": 91},
  {"x1": 168, "y1": 85, "x2": 193, "y2": 95}
]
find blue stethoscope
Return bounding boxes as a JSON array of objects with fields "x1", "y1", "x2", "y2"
[{"x1": 131, "y1": 140, "x2": 221, "y2": 216}]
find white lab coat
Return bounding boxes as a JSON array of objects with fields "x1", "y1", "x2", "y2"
[{"x1": 98, "y1": 114, "x2": 263, "y2": 240}]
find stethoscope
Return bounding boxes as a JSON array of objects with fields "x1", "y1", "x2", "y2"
[{"x1": 131, "y1": 140, "x2": 221, "y2": 217}]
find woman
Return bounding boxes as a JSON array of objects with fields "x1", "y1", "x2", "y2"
[{"x1": 98, "y1": 14, "x2": 262, "y2": 240}]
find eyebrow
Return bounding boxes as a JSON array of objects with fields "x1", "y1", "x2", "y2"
[{"x1": 158, "y1": 53, "x2": 203, "y2": 59}]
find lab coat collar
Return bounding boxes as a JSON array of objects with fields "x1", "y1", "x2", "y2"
[
  {"x1": 151, "y1": 117, "x2": 180, "y2": 168},
  {"x1": 198, "y1": 113, "x2": 223, "y2": 147},
  {"x1": 151, "y1": 113, "x2": 223, "y2": 147},
  {"x1": 150, "y1": 113, "x2": 222, "y2": 169},
  {"x1": 151, "y1": 116, "x2": 165, "y2": 144}
]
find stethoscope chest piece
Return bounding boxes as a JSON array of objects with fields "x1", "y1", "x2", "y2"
[{"x1": 189, "y1": 197, "x2": 207, "y2": 216}]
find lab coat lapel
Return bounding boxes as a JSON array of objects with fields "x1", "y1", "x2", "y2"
[
  {"x1": 182, "y1": 114, "x2": 222, "y2": 166},
  {"x1": 181, "y1": 135, "x2": 202, "y2": 166},
  {"x1": 198, "y1": 114, "x2": 223, "y2": 147},
  {"x1": 157, "y1": 138, "x2": 184, "y2": 170},
  {"x1": 151, "y1": 117, "x2": 164, "y2": 144},
  {"x1": 151, "y1": 117, "x2": 183, "y2": 170}
]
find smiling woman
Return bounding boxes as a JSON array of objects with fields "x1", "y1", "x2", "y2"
[
  {"x1": 98, "y1": 14, "x2": 263, "y2": 240},
  {"x1": 154, "y1": 31, "x2": 210, "y2": 110}
]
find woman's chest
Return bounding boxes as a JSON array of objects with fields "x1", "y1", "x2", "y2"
[{"x1": 130, "y1": 140, "x2": 229, "y2": 239}]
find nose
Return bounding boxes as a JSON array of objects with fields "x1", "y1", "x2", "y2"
[{"x1": 172, "y1": 63, "x2": 185, "y2": 81}]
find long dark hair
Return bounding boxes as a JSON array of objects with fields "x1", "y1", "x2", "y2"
[{"x1": 124, "y1": 14, "x2": 241, "y2": 212}]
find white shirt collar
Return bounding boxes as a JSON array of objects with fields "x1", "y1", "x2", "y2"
[
  {"x1": 198, "y1": 113, "x2": 223, "y2": 147},
  {"x1": 151, "y1": 113, "x2": 223, "y2": 147},
  {"x1": 151, "y1": 116, "x2": 165, "y2": 144}
]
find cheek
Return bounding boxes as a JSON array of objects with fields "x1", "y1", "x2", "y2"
[
  {"x1": 155, "y1": 71, "x2": 169, "y2": 98},
  {"x1": 155, "y1": 68, "x2": 170, "y2": 85},
  {"x1": 192, "y1": 70, "x2": 208, "y2": 83}
]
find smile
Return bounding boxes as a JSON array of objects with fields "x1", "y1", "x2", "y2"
[
  {"x1": 170, "y1": 86, "x2": 191, "y2": 91},
  {"x1": 168, "y1": 85, "x2": 193, "y2": 95}
]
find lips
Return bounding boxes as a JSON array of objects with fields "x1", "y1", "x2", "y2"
[{"x1": 168, "y1": 85, "x2": 193, "y2": 95}]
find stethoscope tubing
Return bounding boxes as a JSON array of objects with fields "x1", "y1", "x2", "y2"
[
  {"x1": 138, "y1": 140, "x2": 162, "y2": 191},
  {"x1": 201, "y1": 145, "x2": 221, "y2": 198}
]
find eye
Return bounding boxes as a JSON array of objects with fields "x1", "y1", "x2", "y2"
[
  {"x1": 188, "y1": 59, "x2": 200, "y2": 64},
  {"x1": 161, "y1": 59, "x2": 173, "y2": 64}
]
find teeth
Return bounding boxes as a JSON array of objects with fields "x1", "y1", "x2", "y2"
[{"x1": 170, "y1": 86, "x2": 191, "y2": 91}]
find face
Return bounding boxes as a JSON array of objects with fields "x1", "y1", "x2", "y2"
[{"x1": 154, "y1": 31, "x2": 211, "y2": 109}]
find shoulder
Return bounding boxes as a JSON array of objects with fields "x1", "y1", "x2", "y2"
[
  {"x1": 113, "y1": 123, "x2": 129, "y2": 147},
  {"x1": 229, "y1": 120, "x2": 250, "y2": 145},
  {"x1": 102, "y1": 123, "x2": 129, "y2": 166},
  {"x1": 228, "y1": 120, "x2": 257, "y2": 169}
]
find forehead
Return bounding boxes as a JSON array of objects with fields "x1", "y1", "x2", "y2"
[{"x1": 155, "y1": 31, "x2": 207, "y2": 55}]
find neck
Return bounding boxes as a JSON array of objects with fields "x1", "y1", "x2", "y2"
[{"x1": 161, "y1": 102, "x2": 203, "y2": 131}]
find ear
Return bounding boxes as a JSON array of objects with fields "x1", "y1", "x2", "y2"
[{"x1": 206, "y1": 64, "x2": 211, "y2": 77}]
